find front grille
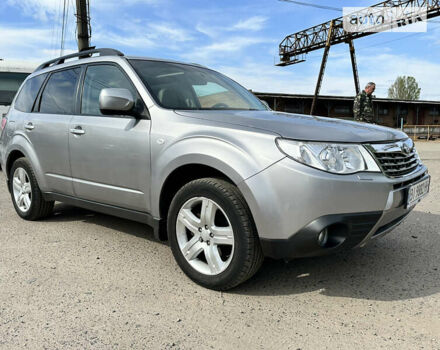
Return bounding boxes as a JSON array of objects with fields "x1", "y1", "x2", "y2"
[
  {"x1": 368, "y1": 140, "x2": 420, "y2": 178},
  {"x1": 374, "y1": 151, "x2": 419, "y2": 176}
]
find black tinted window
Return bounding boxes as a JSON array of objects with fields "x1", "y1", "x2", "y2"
[
  {"x1": 14, "y1": 74, "x2": 46, "y2": 112},
  {"x1": 81, "y1": 64, "x2": 145, "y2": 116},
  {"x1": 40, "y1": 68, "x2": 80, "y2": 114}
]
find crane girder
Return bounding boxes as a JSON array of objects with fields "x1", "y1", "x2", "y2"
[{"x1": 279, "y1": 0, "x2": 440, "y2": 65}]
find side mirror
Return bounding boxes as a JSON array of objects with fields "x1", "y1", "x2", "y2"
[{"x1": 99, "y1": 88, "x2": 134, "y2": 115}]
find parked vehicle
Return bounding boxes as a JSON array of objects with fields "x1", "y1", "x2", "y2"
[
  {"x1": 0, "y1": 61, "x2": 35, "y2": 171},
  {"x1": 0, "y1": 48, "x2": 430, "y2": 290},
  {"x1": 0, "y1": 61, "x2": 35, "y2": 117}
]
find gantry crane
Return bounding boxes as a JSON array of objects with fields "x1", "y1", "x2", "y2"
[{"x1": 278, "y1": 0, "x2": 440, "y2": 115}]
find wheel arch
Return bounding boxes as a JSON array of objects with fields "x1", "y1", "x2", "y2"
[
  {"x1": 157, "y1": 163, "x2": 243, "y2": 241},
  {"x1": 6, "y1": 149, "x2": 26, "y2": 180},
  {"x1": 5, "y1": 136, "x2": 47, "y2": 191}
]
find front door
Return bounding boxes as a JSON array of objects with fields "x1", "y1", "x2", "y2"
[{"x1": 68, "y1": 64, "x2": 151, "y2": 212}]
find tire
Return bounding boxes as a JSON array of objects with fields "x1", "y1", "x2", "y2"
[
  {"x1": 168, "y1": 177, "x2": 263, "y2": 290},
  {"x1": 9, "y1": 157, "x2": 54, "y2": 220}
]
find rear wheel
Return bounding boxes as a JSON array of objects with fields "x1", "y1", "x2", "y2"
[
  {"x1": 9, "y1": 158, "x2": 54, "y2": 220},
  {"x1": 168, "y1": 178, "x2": 263, "y2": 290}
]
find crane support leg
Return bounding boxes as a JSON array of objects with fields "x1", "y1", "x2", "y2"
[
  {"x1": 310, "y1": 20, "x2": 334, "y2": 116},
  {"x1": 348, "y1": 40, "x2": 360, "y2": 95}
]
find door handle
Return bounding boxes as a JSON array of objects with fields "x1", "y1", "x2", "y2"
[
  {"x1": 24, "y1": 122, "x2": 34, "y2": 130},
  {"x1": 70, "y1": 126, "x2": 85, "y2": 135}
]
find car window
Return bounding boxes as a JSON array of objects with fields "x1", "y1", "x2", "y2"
[
  {"x1": 39, "y1": 68, "x2": 81, "y2": 114},
  {"x1": 14, "y1": 74, "x2": 46, "y2": 113},
  {"x1": 129, "y1": 60, "x2": 266, "y2": 111},
  {"x1": 81, "y1": 64, "x2": 145, "y2": 116},
  {"x1": 192, "y1": 82, "x2": 250, "y2": 109}
]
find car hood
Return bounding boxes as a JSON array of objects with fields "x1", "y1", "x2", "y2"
[{"x1": 175, "y1": 110, "x2": 407, "y2": 143}]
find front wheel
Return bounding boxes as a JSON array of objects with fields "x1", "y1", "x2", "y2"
[{"x1": 168, "y1": 178, "x2": 263, "y2": 290}]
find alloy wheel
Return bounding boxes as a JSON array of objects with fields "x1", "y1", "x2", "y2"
[
  {"x1": 12, "y1": 167, "x2": 32, "y2": 213},
  {"x1": 176, "y1": 197, "x2": 235, "y2": 276}
]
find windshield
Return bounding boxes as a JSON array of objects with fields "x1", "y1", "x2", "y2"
[{"x1": 129, "y1": 59, "x2": 266, "y2": 111}]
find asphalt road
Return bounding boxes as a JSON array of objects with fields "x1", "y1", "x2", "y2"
[{"x1": 1, "y1": 142, "x2": 439, "y2": 349}]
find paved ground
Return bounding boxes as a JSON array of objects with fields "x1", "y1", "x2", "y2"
[{"x1": 1, "y1": 142, "x2": 439, "y2": 349}]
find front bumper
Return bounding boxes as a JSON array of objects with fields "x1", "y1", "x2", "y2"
[
  {"x1": 238, "y1": 157, "x2": 428, "y2": 259},
  {"x1": 259, "y1": 209, "x2": 411, "y2": 259}
]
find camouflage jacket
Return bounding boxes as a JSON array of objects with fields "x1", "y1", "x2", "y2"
[{"x1": 353, "y1": 90, "x2": 374, "y2": 122}]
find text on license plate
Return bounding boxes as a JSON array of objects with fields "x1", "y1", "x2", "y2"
[{"x1": 406, "y1": 177, "x2": 430, "y2": 208}]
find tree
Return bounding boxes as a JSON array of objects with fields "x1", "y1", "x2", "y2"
[{"x1": 387, "y1": 76, "x2": 421, "y2": 100}]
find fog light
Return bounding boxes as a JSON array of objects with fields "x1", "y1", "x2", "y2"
[{"x1": 318, "y1": 228, "x2": 329, "y2": 247}]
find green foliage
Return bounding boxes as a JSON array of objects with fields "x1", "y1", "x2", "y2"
[{"x1": 387, "y1": 76, "x2": 421, "y2": 100}]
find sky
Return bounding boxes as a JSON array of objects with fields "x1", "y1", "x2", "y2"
[{"x1": 1, "y1": 0, "x2": 440, "y2": 100}]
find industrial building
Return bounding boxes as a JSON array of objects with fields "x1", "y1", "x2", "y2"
[{"x1": 255, "y1": 92, "x2": 440, "y2": 128}]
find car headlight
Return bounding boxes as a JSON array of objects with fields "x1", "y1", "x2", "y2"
[
  {"x1": 413, "y1": 146, "x2": 421, "y2": 164},
  {"x1": 276, "y1": 138, "x2": 380, "y2": 174}
]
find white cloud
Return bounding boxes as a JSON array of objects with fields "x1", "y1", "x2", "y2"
[
  {"x1": 196, "y1": 15, "x2": 268, "y2": 38},
  {"x1": 92, "y1": 0, "x2": 164, "y2": 13},
  {"x1": 0, "y1": 24, "x2": 79, "y2": 61},
  {"x1": 195, "y1": 23, "x2": 218, "y2": 38},
  {"x1": 94, "y1": 20, "x2": 193, "y2": 51},
  {"x1": 181, "y1": 37, "x2": 276, "y2": 62},
  {"x1": 97, "y1": 31, "x2": 156, "y2": 49},
  {"x1": 6, "y1": 0, "x2": 59, "y2": 21},
  {"x1": 232, "y1": 16, "x2": 268, "y2": 31},
  {"x1": 0, "y1": 26, "x2": 53, "y2": 59},
  {"x1": 6, "y1": 0, "x2": 163, "y2": 22},
  {"x1": 148, "y1": 23, "x2": 193, "y2": 43}
]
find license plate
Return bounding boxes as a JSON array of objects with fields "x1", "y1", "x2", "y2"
[{"x1": 406, "y1": 176, "x2": 430, "y2": 208}]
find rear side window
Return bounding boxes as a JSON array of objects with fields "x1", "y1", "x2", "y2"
[
  {"x1": 81, "y1": 64, "x2": 146, "y2": 116},
  {"x1": 40, "y1": 68, "x2": 81, "y2": 114},
  {"x1": 14, "y1": 74, "x2": 46, "y2": 112}
]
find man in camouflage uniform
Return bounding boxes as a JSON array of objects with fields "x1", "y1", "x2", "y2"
[{"x1": 353, "y1": 82, "x2": 375, "y2": 123}]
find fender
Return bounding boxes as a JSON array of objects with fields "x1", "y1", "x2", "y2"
[
  {"x1": 150, "y1": 134, "x2": 282, "y2": 218},
  {"x1": 5, "y1": 132, "x2": 48, "y2": 190}
]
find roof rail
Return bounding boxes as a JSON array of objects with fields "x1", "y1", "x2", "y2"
[{"x1": 35, "y1": 48, "x2": 124, "y2": 72}]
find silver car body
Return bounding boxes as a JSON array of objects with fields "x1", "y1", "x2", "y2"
[{"x1": 0, "y1": 53, "x2": 429, "y2": 259}]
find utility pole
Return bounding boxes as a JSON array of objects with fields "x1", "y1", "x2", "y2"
[{"x1": 75, "y1": 0, "x2": 91, "y2": 52}]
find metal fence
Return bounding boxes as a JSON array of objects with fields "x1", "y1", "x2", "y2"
[{"x1": 403, "y1": 125, "x2": 440, "y2": 140}]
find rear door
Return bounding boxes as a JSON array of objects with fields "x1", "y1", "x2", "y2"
[
  {"x1": 24, "y1": 67, "x2": 81, "y2": 195},
  {"x1": 68, "y1": 63, "x2": 151, "y2": 212}
]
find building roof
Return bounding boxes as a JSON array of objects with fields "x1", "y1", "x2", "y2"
[
  {"x1": 254, "y1": 92, "x2": 440, "y2": 106},
  {"x1": 0, "y1": 60, "x2": 37, "y2": 73}
]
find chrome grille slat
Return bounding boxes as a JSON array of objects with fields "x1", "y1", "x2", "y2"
[
  {"x1": 384, "y1": 164, "x2": 418, "y2": 173},
  {"x1": 381, "y1": 159, "x2": 418, "y2": 167},
  {"x1": 368, "y1": 140, "x2": 420, "y2": 178},
  {"x1": 374, "y1": 154, "x2": 414, "y2": 161}
]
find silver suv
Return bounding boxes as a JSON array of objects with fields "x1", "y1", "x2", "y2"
[{"x1": 0, "y1": 48, "x2": 430, "y2": 290}]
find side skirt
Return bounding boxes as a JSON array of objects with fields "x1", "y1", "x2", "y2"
[{"x1": 43, "y1": 192, "x2": 161, "y2": 240}]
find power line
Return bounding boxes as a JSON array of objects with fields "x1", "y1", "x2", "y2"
[
  {"x1": 72, "y1": 0, "x2": 78, "y2": 44},
  {"x1": 278, "y1": 0, "x2": 341, "y2": 12},
  {"x1": 52, "y1": 0, "x2": 63, "y2": 54},
  {"x1": 60, "y1": 0, "x2": 67, "y2": 56}
]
